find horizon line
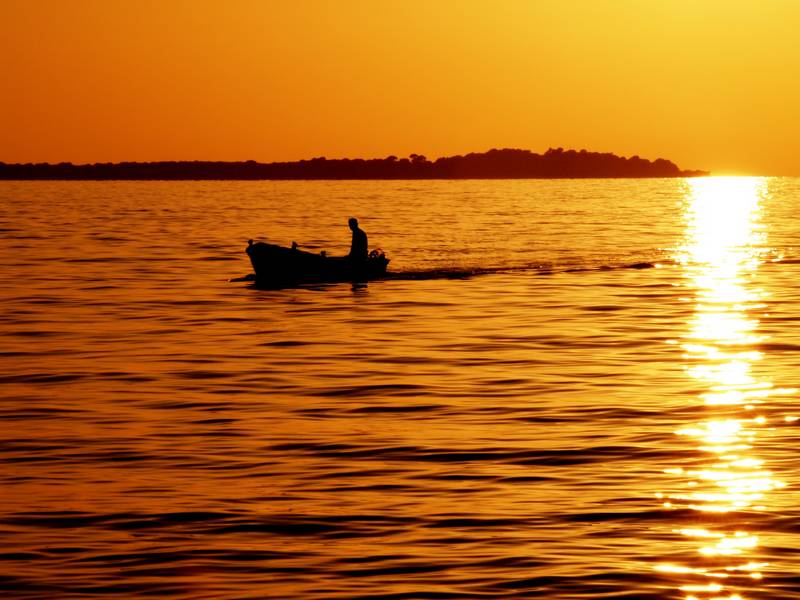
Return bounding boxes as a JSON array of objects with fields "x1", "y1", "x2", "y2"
[
  {"x1": 0, "y1": 146, "x2": 696, "y2": 166},
  {"x1": 2, "y1": 147, "x2": 788, "y2": 177}
]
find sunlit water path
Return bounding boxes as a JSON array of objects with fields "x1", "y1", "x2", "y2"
[
  {"x1": 1, "y1": 178, "x2": 799, "y2": 599},
  {"x1": 657, "y1": 178, "x2": 797, "y2": 600}
]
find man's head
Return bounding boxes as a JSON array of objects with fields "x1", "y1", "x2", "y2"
[{"x1": 348, "y1": 217, "x2": 358, "y2": 230}]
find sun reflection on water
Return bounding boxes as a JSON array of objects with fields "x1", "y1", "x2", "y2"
[{"x1": 656, "y1": 177, "x2": 787, "y2": 599}]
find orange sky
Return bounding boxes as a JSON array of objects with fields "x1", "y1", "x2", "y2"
[{"x1": 2, "y1": 1, "x2": 799, "y2": 175}]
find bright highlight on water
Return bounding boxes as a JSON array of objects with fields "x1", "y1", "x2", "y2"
[{"x1": 651, "y1": 178, "x2": 795, "y2": 599}]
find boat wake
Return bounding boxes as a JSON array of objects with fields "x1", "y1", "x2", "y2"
[
  {"x1": 231, "y1": 260, "x2": 665, "y2": 286},
  {"x1": 385, "y1": 260, "x2": 660, "y2": 281}
]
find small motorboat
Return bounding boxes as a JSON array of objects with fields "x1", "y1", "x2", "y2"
[{"x1": 245, "y1": 240, "x2": 390, "y2": 286}]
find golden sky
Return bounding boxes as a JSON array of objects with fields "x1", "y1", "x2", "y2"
[{"x1": 2, "y1": 0, "x2": 799, "y2": 174}]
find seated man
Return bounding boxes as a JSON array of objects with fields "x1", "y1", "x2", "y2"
[{"x1": 348, "y1": 217, "x2": 368, "y2": 262}]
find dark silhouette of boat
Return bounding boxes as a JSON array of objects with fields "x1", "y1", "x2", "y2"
[{"x1": 246, "y1": 240, "x2": 389, "y2": 286}]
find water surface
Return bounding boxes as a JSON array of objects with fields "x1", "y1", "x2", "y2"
[{"x1": 1, "y1": 178, "x2": 800, "y2": 598}]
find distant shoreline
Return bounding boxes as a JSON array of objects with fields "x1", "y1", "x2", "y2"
[{"x1": 0, "y1": 148, "x2": 709, "y2": 180}]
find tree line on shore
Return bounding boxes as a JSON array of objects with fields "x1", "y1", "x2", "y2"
[{"x1": 0, "y1": 148, "x2": 708, "y2": 180}]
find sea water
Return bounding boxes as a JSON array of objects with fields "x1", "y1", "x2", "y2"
[{"x1": 1, "y1": 178, "x2": 800, "y2": 599}]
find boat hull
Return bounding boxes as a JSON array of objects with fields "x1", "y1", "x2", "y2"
[{"x1": 245, "y1": 241, "x2": 389, "y2": 286}]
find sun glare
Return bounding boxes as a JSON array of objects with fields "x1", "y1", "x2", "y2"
[{"x1": 656, "y1": 177, "x2": 782, "y2": 598}]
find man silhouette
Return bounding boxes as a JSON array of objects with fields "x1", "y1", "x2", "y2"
[{"x1": 348, "y1": 217, "x2": 368, "y2": 262}]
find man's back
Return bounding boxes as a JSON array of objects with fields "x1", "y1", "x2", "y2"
[{"x1": 350, "y1": 226, "x2": 368, "y2": 261}]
